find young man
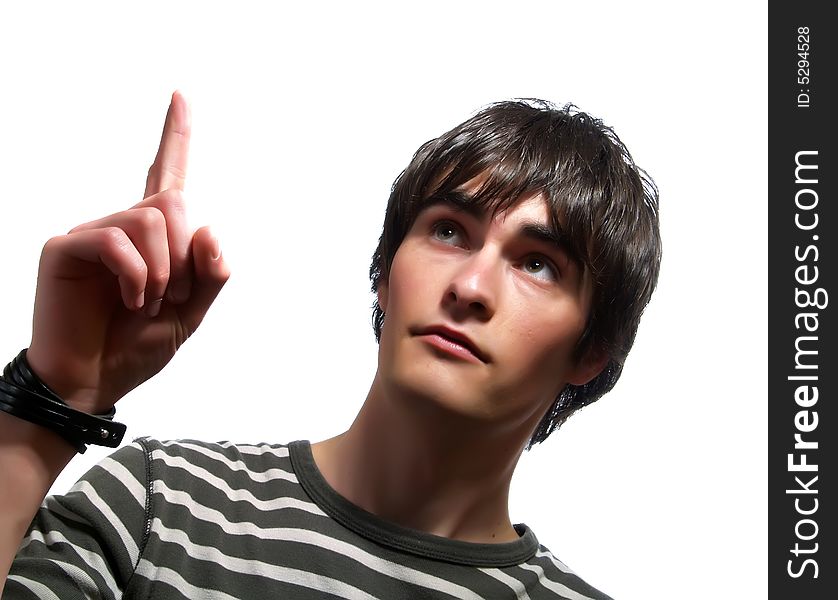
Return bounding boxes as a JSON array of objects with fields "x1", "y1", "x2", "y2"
[{"x1": 0, "y1": 92, "x2": 660, "y2": 599}]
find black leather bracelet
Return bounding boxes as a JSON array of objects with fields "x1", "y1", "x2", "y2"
[{"x1": 0, "y1": 349, "x2": 125, "y2": 453}]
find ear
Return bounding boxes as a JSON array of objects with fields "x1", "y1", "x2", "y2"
[
  {"x1": 566, "y1": 346, "x2": 609, "y2": 386},
  {"x1": 377, "y1": 277, "x2": 389, "y2": 313}
]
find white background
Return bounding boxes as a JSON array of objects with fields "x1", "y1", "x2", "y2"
[{"x1": 0, "y1": 2, "x2": 766, "y2": 598}]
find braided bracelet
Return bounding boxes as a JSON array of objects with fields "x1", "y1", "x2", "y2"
[{"x1": 0, "y1": 349, "x2": 125, "y2": 453}]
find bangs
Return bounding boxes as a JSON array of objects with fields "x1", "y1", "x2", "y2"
[{"x1": 397, "y1": 103, "x2": 620, "y2": 271}]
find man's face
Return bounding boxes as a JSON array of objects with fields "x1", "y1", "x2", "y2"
[{"x1": 376, "y1": 189, "x2": 604, "y2": 434}]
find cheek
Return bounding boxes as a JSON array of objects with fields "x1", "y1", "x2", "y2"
[
  {"x1": 385, "y1": 248, "x2": 438, "y2": 314},
  {"x1": 500, "y1": 300, "x2": 588, "y2": 381},
  {"x1": 377, "y1": 249, "x2": 440, "y2": 370}
]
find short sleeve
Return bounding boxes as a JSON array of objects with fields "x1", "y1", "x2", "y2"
[{"x1": 5, "y1": 440, "x2": 152, "y2": 600}]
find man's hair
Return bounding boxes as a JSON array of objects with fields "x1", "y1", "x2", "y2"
[{"x1": 369, "y1": 99, "x2": 661, "y2": 448}]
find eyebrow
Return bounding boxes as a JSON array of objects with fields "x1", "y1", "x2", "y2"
[
  {"x1": 424, "y1": 191, "x2": 485, "y2": 220},
  {"x1": 519, "y1": 221, "x2": 583, "y2": 275}
]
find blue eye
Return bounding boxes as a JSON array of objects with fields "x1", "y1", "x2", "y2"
[{"x1": 523, "y1": 256, "x2": 559, "y2": 281}]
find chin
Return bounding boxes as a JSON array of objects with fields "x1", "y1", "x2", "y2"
[
  {"x1": 383, "y1": 361, "x2": 500, "y2": 423},
  {"x1": 376, "y1": 331, "x2": 498, "y2": 421}
]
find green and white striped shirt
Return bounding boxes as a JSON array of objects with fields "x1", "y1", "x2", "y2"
[{"x1": 8, "y1": 438, "x2": 613, "y2": 599}]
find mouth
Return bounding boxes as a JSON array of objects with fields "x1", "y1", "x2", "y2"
[{"x1": 415, "y1": 325, "x2": 489, "y2": 364}]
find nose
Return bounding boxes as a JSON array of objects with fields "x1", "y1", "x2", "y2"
[{"x1": 442, "y1": 248, "x2": 499, "y2": 321}]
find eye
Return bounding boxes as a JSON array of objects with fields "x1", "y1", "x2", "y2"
[
  {"x1": 431, "y1": 220, "x2": 466, "y2": 247},
  {"x1": 522, "y1": 255, "x2": 559, "y2": 281}
]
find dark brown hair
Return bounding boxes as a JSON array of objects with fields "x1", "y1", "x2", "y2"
[{"x1": 369, "y1": 100, "x2": 661, "y2": 448}]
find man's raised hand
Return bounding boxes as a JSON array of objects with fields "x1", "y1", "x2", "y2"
[{"x1": 25, "y1": 91, "x2": 230, "y2": 416}]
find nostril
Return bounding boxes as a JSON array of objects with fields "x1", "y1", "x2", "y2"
[
  {"x1": 442, "y1": 280, "x2": 495, "y2": 322},
  {"x1": 470, "y1": 300, "x2": 487, "y2": 311}
]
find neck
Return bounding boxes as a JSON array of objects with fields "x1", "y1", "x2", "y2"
[{"x1": 311, "y1": 372, "x2": 533, "y2": 544}]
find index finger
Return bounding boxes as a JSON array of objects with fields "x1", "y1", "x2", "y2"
[{"x1": 144, "y1": 90, "x2": 191, "y2": 198}]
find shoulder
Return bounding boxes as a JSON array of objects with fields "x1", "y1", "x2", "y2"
[
  {"x1": 128, "y1": 437, "x2": 308, "y2": 500},
  {"x1": 519, "y1": 541, "x2": 615, "y2": 600},
  {"x1": 117, "y1": 438, "x2": 318, "y2": 543},
  {"x1": 135, "y1": 437, "x2": 293, "y2": 465},
  {"x1": 131, "y1": 437, "x2": 298, "y2": 485}
]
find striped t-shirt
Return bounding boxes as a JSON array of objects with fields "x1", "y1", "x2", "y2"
[{"x1": 8, "y1": 438, "x2": 613, "y2": 599}]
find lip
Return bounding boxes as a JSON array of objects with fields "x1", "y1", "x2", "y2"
[{"x1": 416, "y1": 325, "x2": 489, "y2": 364}]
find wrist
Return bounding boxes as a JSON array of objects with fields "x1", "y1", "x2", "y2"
[
  {"x1": 1, "y1": 349, "x2": 126, "y2": 453},
  {"x1": 23, "y1": 347, "x2": 111, "y2": 414}
]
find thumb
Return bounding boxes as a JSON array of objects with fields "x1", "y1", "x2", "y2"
[{"x1": 179, "y1": 226, "x2": 231, "y2": 335}]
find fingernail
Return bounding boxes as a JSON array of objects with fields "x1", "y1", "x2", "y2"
[
  {"x1": 210, "y1": 234, "x2": 221, "y2": 261},
  {"x1": 146, "y1": 298, "x2": 163, "y2": 318},
  {"x1": 136, "y1": 292, "x2": 145, "y2": 309}
]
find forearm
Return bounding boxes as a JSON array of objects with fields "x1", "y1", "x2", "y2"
[{"x1": 0, "y1": 412, "x2": 76, "y2": 593}]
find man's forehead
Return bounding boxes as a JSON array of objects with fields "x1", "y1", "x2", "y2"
[{"x1": 427, "y1": 186, "x2": 551, "y2": 224}]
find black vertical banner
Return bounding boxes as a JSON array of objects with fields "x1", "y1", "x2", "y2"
[{"x1": 770, "y1": 4, "x2": 836, "y2": 598}]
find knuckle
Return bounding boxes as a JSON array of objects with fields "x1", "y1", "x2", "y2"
[
  {"x1": 42, "y1": 235, "x2": 62, "y2": 251},
  {"x1": 101, "y1": 226, "x2": 128, "y2": 247},
  {"x1": 135, "y1": 261, "x2": 149, "y2": 283},
  {"x1": 166, "y1": 163, "x2": 187, "y2": 181},
  {"x1": 41, "y1": 235, "x2": 65, "y2": 258},
  {"x1": 159, "y1": 188, "x2": 185, "y2": 211},
  {"x1": 135, "y1": 206, "x2": 166, "y2": 229},
  {"x1": 146, "y1": 267, "x2": 171, "y2": 291}
]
